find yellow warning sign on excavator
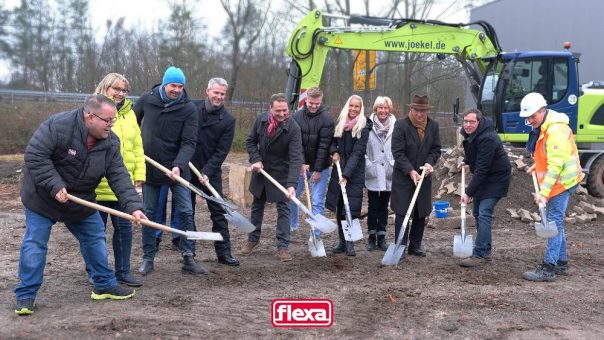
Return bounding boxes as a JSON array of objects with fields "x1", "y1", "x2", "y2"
[
  {"x1": 334, "y1": 36, "x2": 343, "y2": 44},
  {"x1": 353, "y1": 50, "x2": 376, "y2": 91}
]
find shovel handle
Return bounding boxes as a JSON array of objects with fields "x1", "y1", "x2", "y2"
[
  {"x1": 67, "y1": 194, "x2": 185, "y2": 237},
  {"x1": 188, "y1": 162, "x2": 222, "y2": 200},
  {"x1": 334, "y1": 160, "x2": 352, "y2": 208},
  {"x1": 395, "y1": 167, "x2": 427, "y2": 246},
  {"x1": 460, "y1": 166, "x2": 466, "y2": 236},
  {"x1": 258, "y1": 168, "x2": 313, "y2": 217},
  {"x1": 303, "y1": 171, "x2": 312, "y2": 211},
  {"x1": 531, "y1": 172, "x2": 546, "y2": 208},
  {"x1": 145, "y1": 155, "x2": 193, "y2": 189}
]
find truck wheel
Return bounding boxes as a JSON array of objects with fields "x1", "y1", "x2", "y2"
[{"x1": 586, "y1": 155, "x2": 604, "y2": 198}]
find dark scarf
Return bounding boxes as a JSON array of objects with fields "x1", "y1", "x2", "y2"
[
  {"x1": 408, "y1": 110, "x2": 427, "y2": 142},
  {"x1": 202, "y1": 100, "x2": 223, "y2": 122}
]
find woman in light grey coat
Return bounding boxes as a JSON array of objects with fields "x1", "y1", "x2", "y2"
[{"x1": 365, "y1": 96, "x2": 396, "y2": 251}]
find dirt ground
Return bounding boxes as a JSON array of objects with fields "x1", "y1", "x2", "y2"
[{"x1": 1, "y1": 152, "x2": 603, "y2": 339}]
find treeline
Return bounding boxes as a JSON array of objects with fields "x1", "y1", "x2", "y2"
[{"x1": 0, "y1": 0, "x2": 486, "y2": 110}]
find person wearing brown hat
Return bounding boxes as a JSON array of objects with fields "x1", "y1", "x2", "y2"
[{"x1": 390, "y1": 94, "x2": 441, "y2": 257}]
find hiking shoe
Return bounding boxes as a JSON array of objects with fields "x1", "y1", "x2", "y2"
[
  {"x1": 91, "y1": 286, "x2": 135, "y2": 300},
  {"x1": 240, "y1": 240, "x2": 259, "y2": 256},
  {"x1": 15, "y1": 299, "x2": 35, "y2": 316},
  {"x1": 117, "y1": 273, "x2": 143, "y2": 287},
  {"x1": 555, "y1": 260, "x2": 569, "y2": 276},
  {"x1": 278, "y1": 249, "x2": 292, "y2": 262},
  {"x1": 522, "y1": 262, "x2": 556, "y2": 282},
  {"x1": 459, "y1": 255, "x2": 491, "y2": 267}
]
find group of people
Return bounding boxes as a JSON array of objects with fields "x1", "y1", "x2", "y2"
[{"x1": 13, "y1": 59, "x2": 582, "y2": 316}]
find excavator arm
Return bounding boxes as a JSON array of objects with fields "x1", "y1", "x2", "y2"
[{"x1": 285, "y1": 9, "x2": 502, "y2": 108}]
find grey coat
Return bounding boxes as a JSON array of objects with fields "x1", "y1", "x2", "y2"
[
  {"x1": 20, "y1": 108, "x2": 144, "y2": 223},
  {"x1": 365, "y1": 113, "x2": 396, "y2": 192},
  {"x1": 246, "y1": 112, "x2": 303, "y2": 202},
  {"x1": 390, "y1": 117, "x2": 441, "y2": 218}
]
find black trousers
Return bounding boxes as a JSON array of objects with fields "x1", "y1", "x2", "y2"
[
  {"x1": 366, "y1": 190, "x2": 390, "y2": 236},
  {"x1": 393, "y1": 207, "x2": 426, "y2": 250},
  {"x1": 190, "y1": 176, "x2": 232, "y2": 256}
]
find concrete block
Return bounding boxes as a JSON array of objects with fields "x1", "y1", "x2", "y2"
[
  {"x1": 572, "y1": 206, "x2": 586, "y2": 215},
  {"x1": 518, "y1": 209, "x2": 533, "y2": 222},
  {"x1": 576, "y1": 185, "x2": 588, "y2": 195},
  {"x1": 578, "y1": 201, "x2": 595, "y2": 214},
  {"x1": 507, "y1": 208, "x2": 520, "y2": 219},
  {"x1": 445, "y1": 182, "x2": 457, "y2": 195},
  {"x1": 514, "y1": 159, "x2": 527, "y2": 171},
  {"x1": 564, "y1": 217, "x2": 576, "y2": 225},
  {"x1": 530, "y1": 212, "x2": 541, "y2": 222},
  {"x1": 228, "y1": 165, "x2": 253, "y2": 208}
]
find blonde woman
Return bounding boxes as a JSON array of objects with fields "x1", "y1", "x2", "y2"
[
  {"x1": 325, "y1": 95, "x2": 372, "y2": 256},
  {"x1": 365, "y1": 96, "x2": 396, "y2": 251},
  {"x1": 93, "y1": 73, "x2": 145, "y2": 287}
]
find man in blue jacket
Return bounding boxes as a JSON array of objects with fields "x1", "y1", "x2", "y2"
[
  {"x1": 15, "y1": 95, "x2": 146, "y2": 315},
  {"x1": 134, "y1": 66, "x2": 206, "y2": 275},
  {"x1": 458, "y1": 108, "x2": 511, "y2": 267}
]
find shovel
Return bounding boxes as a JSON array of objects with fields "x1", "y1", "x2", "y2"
[
  {"x1": 382, "y1": 167, "x2": 427, "y2": 266},
  {"x1": 334, "y1": 160, "x2": 363, "y2": 242},
  {"x1": 67, "y1": 194, "x2": 223, "y2": 241},
  {"x1": 303, "y1": 171, "x2": 326, "y2": 257},
  {"x1": 453, "y1": 165, "x2": 473, "y2": 258},
  {"x1": 258, "y1": 168, "x2": 337, "y2": 233},
  {"x1": 145, "y1": 156, "x2": 236, "y2": 210},
  {"x1": 531, "y1": 172, "x2": 558, "y2": 238},
  {"x1": 188, "y1": 162, "x2": 256, "y2": 233}
]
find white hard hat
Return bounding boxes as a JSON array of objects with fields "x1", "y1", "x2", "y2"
[{"x1": 519, "y1": 92, "x2": 547, "y2": 118}]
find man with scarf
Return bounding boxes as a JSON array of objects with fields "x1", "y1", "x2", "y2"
[
  {"x1": 242, "y1": 93, "x2": 303, "y2": 262},
  {"x1": 390, "y1": 94, "x2": 441, "y2": 257},
  {"x1": 190, "y1": 77, "x2": 239, "y2": 266},
  {"x1": 290, "y1": 87, "x2": 334, "y2": 237},
  {"x1": 134, "y1": 66, "x2": 207, "y2": 276}
]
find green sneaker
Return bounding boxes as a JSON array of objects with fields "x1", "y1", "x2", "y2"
[
  {"x1": 91, "y1": 286, "x2": 135, "y2": 300},
  {"x1": 15, "y1": 299, "x2": 35, "y2": 316}
]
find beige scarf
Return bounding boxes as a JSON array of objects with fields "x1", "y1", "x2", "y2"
[{"x1": 408, "y1": 110, "x2": 427, "y2": 142}]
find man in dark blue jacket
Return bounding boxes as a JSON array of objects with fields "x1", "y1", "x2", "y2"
[
  {"x1": 458, "y1": 108, "x2": 511, "y2": 267},
  {"x1": 190, "y1": 77, "x2": 239, "y2": 266},
  {"x1": 134, "y1": 66, "x2": 206, "y2": 275},
  {"x1": 15, "y1": 95, "x2": 146, "y2": 315}
]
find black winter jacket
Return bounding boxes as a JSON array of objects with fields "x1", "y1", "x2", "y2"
[
  {"x1": 20, "y1": 108, "x2": 144, "y2": 223},
  {"x1": 134, "y1": 84, "x2": 198, "y2": 185},
  {"x1": 292, "y1": 105, "x2": 334, "y2": 172},
  {"x1": 325, "y1": 117, "x2": 372, "y2": 217},
  {"x1": 246, "y1": 113, "x2": 303, "y2": 202},
  {"x1": 461, "y1": 117, "x2": 511, "y2": 200},
  {"x1": 191, "y1": 99, "x2": 235, "y2": 190},
  {"x1": 390, "y1": 117, "x2": 441, "y2": 218}
]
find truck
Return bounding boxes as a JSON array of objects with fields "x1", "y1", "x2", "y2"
[{"x1": 284, "y1": 10, "x2": 604, "y2": 197}]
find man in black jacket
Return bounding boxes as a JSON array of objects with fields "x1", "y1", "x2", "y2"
[
  {"x1": 458, "y1": 108, "x2": 511, "y2": 267},
  {"x1": 290, "y1": 87, "x2": 334, "y2": 237},
  {"x1": 134, "y1": 66, "x2": 206, "y2": 276},
  {"x1": 242, "y1": 93, "x2": 303, "y2": 262},
  {"x1": 15, "y1": 95, "x2": 146, "y2": 315},
  {"x1": 190, "y1": 77, "x2": 239, "y2": 266}
]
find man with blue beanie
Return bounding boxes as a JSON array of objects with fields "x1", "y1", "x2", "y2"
[{"x1": 134, "y1": 66, "x2": 208, "y2": 276}]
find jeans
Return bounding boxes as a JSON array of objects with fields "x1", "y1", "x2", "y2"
[
  {"x1": 97, "y1": 201, "x2": 133, "y2": 279},
  {"x1": 154, "y1": 184, "x2": 181, "y2": 240},
  {"x1": 543, "y1": 185, "x2": 576, "y2": 265},
  {"x1": 249, "y1": 191, "x2": 291, "y2": 249},
  {"x1": 142, "y1": 183, "x2": 195, "y2": 259},
  {"x1": 290, "y1": 168, "x2": 330, "y2": 232},
  {"x1": 471, "y1": 197, "x2": 501, "y2": 258},
  {"x1": 367, "y1": 190, "x2": 391, "y2": 236},
  {"x1": 15, "y1": 208, "x2": 117, "y2": 300}
]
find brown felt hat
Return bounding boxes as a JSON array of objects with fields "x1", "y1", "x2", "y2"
[{"x1": 406, "y1": 94, "x2": 433, "y2": 110}]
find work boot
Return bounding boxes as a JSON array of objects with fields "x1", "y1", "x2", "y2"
[
  {"x1": 408, "y1": 247, "x2": 426, "y2": 257},
  {"x1": 346, "y1": 241, "x2": 356, "y2": 256},
  {"x1": 240, "y1": 240, "x2": 259, "y2": 256},
  {"x1": 366, "y1": 234, "x2": 376, "y2": 251},
  {"x1": 278, "y1": 249, "x2": 293, "y2": 262},
  {"x1": 117, "y1": 273, "x2": 143, "y2": 287},
  {"x1": 138, "y1": 260, "x2": 154, "y2": 276},
  {"x1": 182, "y1": 256, "x2": 208, "y2": 275},
  {"x1": 459, "y1": 255, "x2": 491, "y2": 267},
  {"x1": 91, "y1": 286, "x2": 135, "y2": 300},
  {"x1": 217, "y1": 253, "x2": 240, "y2": 266},
  {"x1": 522, "y1": 262, "x2": 556, "y2": 282},
  {"x1": 15, "y1": 299, "x2": 35, "y2": 316},
  {"x1": 377, "y1": 235, "x2": 388, "y2": 251},
  {"x1": 555, "y1": 260, "x2": 569, "y2": 276}
]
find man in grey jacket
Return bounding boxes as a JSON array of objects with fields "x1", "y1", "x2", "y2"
[{"x1": 15, "y1": 95, "x2": 146, "y2": 316}]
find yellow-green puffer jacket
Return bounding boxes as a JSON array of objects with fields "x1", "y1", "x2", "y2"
[{"x1": 95, "y1": 99, "x2": 145, "y2": 201}]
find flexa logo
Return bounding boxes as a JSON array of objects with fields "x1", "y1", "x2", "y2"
[{"x1": 271, "y1": 299, "x2": 333, "y2": 328}]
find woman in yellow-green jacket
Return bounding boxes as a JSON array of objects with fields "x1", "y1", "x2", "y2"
[{"x1": 92, "y1": 73, "x2": 145, "y2": 287}]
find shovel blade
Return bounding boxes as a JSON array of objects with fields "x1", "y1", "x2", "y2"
[
  {"x1": 308, "y1": 235, "x2": 326, "y2": 257},
  {"x1": 453, "y1": 234, "x2": 473, "y2": 258},
  {"x1": 183, "y1": 231, "x2": 223, "y2": 241},
  {"x1": 224, "y1": 211, "x2": 256, "y2": 233},
  {"x1": 342, "y1": 219, "x2": 363, "y2": 241},
  {"x1": 535, "y1": 221, "x2": 558, "y2": 238},
  {"x1": 306, "y1": 214, "x2": 337, "y2": 233},
  {"x1": 382, "y1": 243, "x2": 406, "y2": 266}
]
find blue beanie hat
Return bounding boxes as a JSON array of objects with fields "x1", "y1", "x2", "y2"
[{"x1": 162, "y1": 66, "x2": 186, "y2": 87}]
